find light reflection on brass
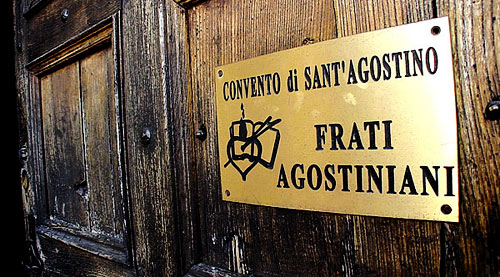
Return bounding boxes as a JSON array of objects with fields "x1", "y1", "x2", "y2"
[{"x1": 215, "y1": 17, "x2": 458, "y2": 222}]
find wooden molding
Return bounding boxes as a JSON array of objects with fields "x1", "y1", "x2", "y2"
[{"x1": 27, "y1": 17, "x2": 112, "y2": 76}]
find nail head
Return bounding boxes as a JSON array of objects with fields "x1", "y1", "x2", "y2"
[
  {"x1": 61, "y1": 9, "x2": 69, "y2": 22},
  {"x1": 431, "y1": 26, "x2": 441, "y2": 35},
  {"x1": 441, "y1": 204, "x2": 452, "y2": 215}
]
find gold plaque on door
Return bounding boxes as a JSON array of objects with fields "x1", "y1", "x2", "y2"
[{"x1": 215, "y1": 17, "x2": 459, "y2": 222}]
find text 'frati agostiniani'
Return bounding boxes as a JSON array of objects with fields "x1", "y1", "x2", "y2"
[{"x1": 220, "y1": 47, "x2": 455, "y2": 197}]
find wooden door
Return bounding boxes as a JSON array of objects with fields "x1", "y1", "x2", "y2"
[
  {"x1": 14, "y1": 0, "x2": 499, "y2": 276},
  {"x1": 14, "y1": 0, "x2": 182, "y2": 275},
  {"x1": 15, "y1": 1, "x2": 134, "y2": 275},
  {"x1": 179, "y1": 0, "x2": 500, "y2": 275}
]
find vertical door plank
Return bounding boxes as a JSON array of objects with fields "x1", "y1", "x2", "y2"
[
  {"x1": 121, "y1": 0, "x2": 181, "y2": 275},
  {"x1": 334, "y1": 0, "x2": 434, "y2": 37},
  {"x1": 437, "y1": 0, "x2": 500, "y2": 275},
  {"x1": 333, "y1": 0, "x2": 442, "y2": 275},
  {"x1": 161, "y1": 2, "x2": 200, "y2": 273},
  {"x1": 80, "y1": 47, "x2": 124, "y2": 238},
  {"x1": 188, "y1": 0, "x2": 446, "y2": 275},
  {"x1": 41, "y1": 62, "x2": 88, "y2": 227},
  {"x1": 188, "y1": 0, "x2": 356, "y2": 275}
]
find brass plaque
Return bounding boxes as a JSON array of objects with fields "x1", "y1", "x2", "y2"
[{"x1": 215, "y1": 17, "x2": 458, "y2": 222}]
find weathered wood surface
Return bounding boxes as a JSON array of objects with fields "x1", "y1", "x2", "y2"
[
  {"x1": 27, "y1": 21, "x2": 112, "y2": 76},
  {"x1": 174, "y1": 0, "x2": 206, "y2": 8},
  {"x1": 14, "y1": 0, "x2": 500, "y2": 275},
  {"x1": 185, "y1": 263, "x2": 245, "y2": 277},
  {"x1": 80, "y1": 46, "x2": 125, "y2": 238},
  {"x1": 35, "y1": 44, "x2": 131, "y2": 271},
  {"x1": 25, "y1": 0, "x2": 119, "y2": 61},
  {"x1": 437, "y1": 0, "x2": 500, "y2": 275},
  {"x1": 15, "y1": 0, "x2": 47, "y2": 239},
  {"x1": 41, "y1": 61, "x2": 88, "y2": 227},
  {"x1": 15, "y1": 1, "x2": 134, "y2": 273},
  {"x1": 161, "y1": 2, "x2": 201, "y2": 274},
  {"x1": 121, "y1": 0, "x2": 185, "y2": 275},
  {"x1": 38, "y1": 233, "x2": 133, "y2": 277},
  {"x1": 186, "y1": 0, "x2": 499, "y2": 275},
  {"x1": 187, "y1": 0, "x2": 441, "y2": 275},
  {"x1": 7, "y1": 0, "x2": 27, "y2": 274},
  {"x1": 38, "y1": 44, "x2": 128, "y2": 244}
]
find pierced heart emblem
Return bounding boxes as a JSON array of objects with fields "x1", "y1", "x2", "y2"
[{"x1": 224, "y1": 104, "x2": 281, "y2": 181}]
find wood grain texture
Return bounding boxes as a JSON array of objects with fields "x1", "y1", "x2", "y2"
[
  {"x1": 37, "y1": 44, "x2": 132, "y2": 272},
  {"x1": 17, "y1": 8, "x2": 49, "y2": 241},
  {"x1": 16, "y1": 6, "x2": 134, "y2": 273},
  {"x1": 22, "y1": 0, "x2": 49, "y2": 17},
  {"x1": 187, "y1": 0, "x2": 442, "y2": 275},
  {"x1": 185, "y1": 263, "x2": 245, "y2": 277},
  {"x1": 39, "y1": 45, "x2": 129, "y2": 243},
  {"x1": 81, "y1": 47, "x2": 124, "y2": 238},
  {"x1": 13, "y1": 0, "x2": 500, "y2": 275},
  {"x1": 160, "y1": 2, "x2": 201, "y2": 273},
  {"x1": 437, "y1": 0, "x2": 500, "y2": 275},
  {"x1": 41, "y1": 61, "x2": 88, "y2": 227},
  {"x1": 121, "y1": 0, "x2": 182, "y2": 275},
  {"x1": 27, "y1": 21, "x2": 112, "y2": 76},
  {"x1": 14, "y1": 1, "x2": 42, "y2": 273},
  {"x1": 25, "y1": 0, "x2": 119, "y2": 61},
  {"x1": 39, "y1": 233, "x2": 133, "y2": 277},
  {"x1": 333, "y1": 0, "x2": 434, "y2": 36}
]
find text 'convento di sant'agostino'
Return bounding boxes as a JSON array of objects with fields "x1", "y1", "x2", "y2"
[{"x1": 215, "y1": 17, "x2": 459, "y2": 222}]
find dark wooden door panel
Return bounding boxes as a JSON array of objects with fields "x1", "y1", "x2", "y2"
[
  {"x1": 24, "y1": 0, "x2": 119, "y2": 61},
  {"x1": 16, "y1": 5, "x2": 134, "y2": 271},
  {"x1": 14, "y1": 0, "x2": 499, "y2": 275},
  {"x1": 41, "y1": 61, "x2": 88, "y2": 227},
  {"x1": 36, "y1": 42, "x2": 130, "y2": 264},
  {"x1": 81, "y1": 46, "x2": 124, "y2": 238},
  {"x1": 118, "y1": 0, "x2": 191, "y2": 274},
  {"x1": 40, "y1": 49, "x2": 123, "y2": 234},
  {"x1": 185, "y1": 0, "x2": 499, "y2": 275},
  {"x1": 16, "y1": 0, "x2": 189, "y2": 274},
  {"x1": 187, "y1": 0, "x2": 440, "y2": 275},
  {"x1": 38, "y1": 234, "x2": 133, "y2": 277}
]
